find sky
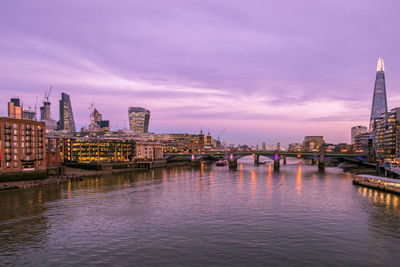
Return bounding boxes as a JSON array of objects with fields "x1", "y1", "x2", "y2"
[{"x1": 1, "y1": 0, "x2": 400, "y2": 146}]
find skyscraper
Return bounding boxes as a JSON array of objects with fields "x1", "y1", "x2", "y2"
[
  {"x1": 59, "y1": 92, "x2": 76, "y2": 133},
  {"x1": 8, "y1": 98, "x2": 22, "y2": 119},
  {"x1": 128, "y1": 107, "x2": 150, "y2": 133},
  {"x1": 370, "y1": 57, "x2": 388, "y2": 131}
]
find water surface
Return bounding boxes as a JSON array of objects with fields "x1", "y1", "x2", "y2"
[{"x1": 0, "y1": 157, "x2": 400, "y2": 266}]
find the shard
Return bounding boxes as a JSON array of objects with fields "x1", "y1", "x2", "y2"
[{"x1": 369, "y1": 57, "x2": 388, "y2": 131}]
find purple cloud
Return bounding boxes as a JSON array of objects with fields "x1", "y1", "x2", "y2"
[{"x1": 1, "y1": 0, "x2": 400, "y2": 145}]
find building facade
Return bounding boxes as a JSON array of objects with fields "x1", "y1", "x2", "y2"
[
  {"x1": 370, "y1": 57, "x2": 388, "y2": 131},
  {"x1": 354, "y1": 132, "x2": 371, "y2": 153},
  {"x1": 303, "y1": 136, "x2": 325, "y2": 152},
  {"x1": 0, "y1": 117, "x2": 46, "y2": 173},
  {"x1": 351, "y1": 126, "x2": 367, "y2": 144},
  {"x1": 128, "y1": 107, "x2": 150, "y2": 133},
  {"x1": 373, "y1": 108, "x2": 400, "y2": 159},
  {"x1": 60, "y1": 137, "x2": 136, "y2": 163},
  {"x1": 8, "y1": 98, "x2": 22, "y2": 120},
  {"x1": 136, "y1": 142, "x2": 163, "y2": 160},
  {"x1": 59, "y1": 92, "x2": 76, "y2": 133}
]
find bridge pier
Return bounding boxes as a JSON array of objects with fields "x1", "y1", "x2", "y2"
[
  {"x1": 283, "y1": 157, "x2": 287, "y2": 165},
  {"x1": 274, "y1": 159, "x2": 280, "y2": 171},
  {"x1": 318, "y1": 153, "x2": 325, "y2": 173},
  {"x1": 311, "y1": 158, "x2": 316, "y2": 165},
  {"x1": 318, "y1": 161, "x2": 325, "y2": 172},
  {"x1": 376, "y1": 161, "x2": 380, "y2": 176},
  {"x1": 254, "y1": 155, "x2": 260, "y2": 165},
  {"x1": 229, "y1": 159, "x2": 238, "y2": 169}
]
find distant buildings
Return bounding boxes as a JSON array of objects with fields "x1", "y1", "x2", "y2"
[
  {"x1": 351, "y1": 126, "x2": 367, "y2": 144},
  {"x1": 288, "y1": 143, "x2": 303, "y2": 152},
  {"x1": 89, "y1": 106, "x2": 110, "y2": 132},
  {"x1": 59, "y1": 93, "x2": 76, "y2": 133},
  {"x1": 303, "y1": 136, "x2": 324, "y2": 152},
  {"x1": 370, "y1": 57, "x2": 388, "y2": 131},
  {"x1": 40, "y1": 98, "x2": 58, "y2": 132},
  {"x1": 7, "y1": 98, "x2": 22, "y2": 120},
  {"x1": 128, "y1": 107, "x2": 150, "y2": 133}
]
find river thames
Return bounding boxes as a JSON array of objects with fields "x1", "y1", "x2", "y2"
[{"x1": 0, "y1": 157, "x2": 400, "y2": 266}]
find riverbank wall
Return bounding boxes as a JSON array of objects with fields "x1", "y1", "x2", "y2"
[{"x1": 0, "y1": 159, "x2": 202, "y2": 191}]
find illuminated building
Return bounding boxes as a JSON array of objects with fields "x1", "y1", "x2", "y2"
[
  {"x1": 303, "y1": 136, "x2": 324, "y2": 152},
  {"x1": 136, "y1": 142, "x2": 163, "y2": 159},
  {"x1": 60, "y1": 138, "x2": 136, "y2": 163},
  {"x1": 8, "y1": 98, "x2": 22, "y2": 120},
  {"x1": 373, "y1": 108, "x2": 400, "y2": 159},
  {"x1": 370, "y1": 57, "x2": 388, "y2": 131},
  {"x1": 128, "y1": 107, "x2": 150, "y2": 133},
  {"x1": 59, "y1": 92, "x2": 76, "y2": 133},
  {"x1": 0, "y1": 117, "x2": 46, "y2": 173},
  {"x1": 288, "y1": 143, "x2": 303, "y2": 152},
  {"x1": 204, "y1": 130, "x2": 213, "y2": 150},
  {"x1": 351, "y1": 126, "x2": 367, "y2": 144},
  {"x1": 354, "y1": 132, "x2": 371, "y2": 153}
]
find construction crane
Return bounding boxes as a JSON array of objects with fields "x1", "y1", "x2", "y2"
[
  {"x1": 218, "y1": 128, "x2": 226, "y2": 141},
  {"x1": 44, "y1": 85, "x2": 52, "y2": 102}
]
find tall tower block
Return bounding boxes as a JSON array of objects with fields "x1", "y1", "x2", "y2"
[{"x1": 370, "y1": 57, "x2": 388, "y2": 131}]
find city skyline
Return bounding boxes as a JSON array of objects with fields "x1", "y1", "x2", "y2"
[{"x1": 1, "y1": 0, "x2": 400, "y2": 145}]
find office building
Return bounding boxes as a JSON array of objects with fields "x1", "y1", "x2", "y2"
[
  {"x1": 0, "y1": 117, "x2": 46, "y2": 173},
  {"x1": 373, "y1": 108, "x2": 400, "y2": 159},
  {"x1": 351, "y1": 126, "x2": 368, "y2": 144},
  {"x1": 59, "y1": 93, "x2": 76, "y2": 133},
  {"x1": 128, "y1": 107, "x2": 150, "y2": 133},
  {"x1": 8, "y1": 98, "x2": 23, "y2": 120},
  {"x1": 136, "y1": 142, "x2": 164, "y2": 160},
  {"x1": 303, "y1": 136, "x2": 325, "y2": 152},
  {"x1": 89, "y1": 106, "x2": 110, "y2": 132},
  {"x1": 370, "y1": 57, "x2": 388, "y2": 131},
  {"x1": 60, "y1": 137, "x2": 136, "y2": 163},
  {"x1": 354, "y1": 132, "x2": 371, "y2": 153}
]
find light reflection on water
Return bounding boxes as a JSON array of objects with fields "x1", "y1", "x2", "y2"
[{"x1": 0, "y1": 156, "x2": 400, "y2": 266}]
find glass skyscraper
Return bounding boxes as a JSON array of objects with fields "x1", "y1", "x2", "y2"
[
  {"x1": 128, "y1": 107, "x2": 150, "y2": 133},
  {"x1": 370, "y1": 57, "x2": 388, "y2": 131},
  {"x1": 59, "y1": 92, "x2": 76, "y2": 133}
]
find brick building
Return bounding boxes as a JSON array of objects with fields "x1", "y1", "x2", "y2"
[{"x1": 0, "y1": 117, "x2": 46, "y2": 173}]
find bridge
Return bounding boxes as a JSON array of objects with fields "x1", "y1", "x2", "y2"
[{"x1": 165, "y1": 151, "x2": 367, "y2": 172}]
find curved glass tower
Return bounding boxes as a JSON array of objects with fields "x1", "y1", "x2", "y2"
[{"x1": 370, "y1": 57, "x2": 388, "y2": 131}]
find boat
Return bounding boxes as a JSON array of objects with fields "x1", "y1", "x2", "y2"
[
  {"x1": 216, "y1": 159, "x2": 228, "y2": 166},
  {"x1": 298, "y1": 161, "x2": 303, "y2": 165},
  {"x1": 352, "y1": 174, "x2": 400, "y2": 194},
  {"x1": 259, "y1": 161, "x2": 267, "y2": 165}
]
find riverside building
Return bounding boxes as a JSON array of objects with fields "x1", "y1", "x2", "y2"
[
  {"x1": 60, "y1": 137, "x2": 136, "y2": 163},
  {"x1": 0, "y1": 117, "x2": 46, "y2": 173},
  {"x1": 373, "y1": 108, "x2": 400, "y2": 159}
]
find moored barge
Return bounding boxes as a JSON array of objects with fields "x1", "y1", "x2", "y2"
[{"x1": 352, "y1": 174, "x2": 400, "y2": 194}]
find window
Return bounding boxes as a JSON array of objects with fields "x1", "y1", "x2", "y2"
[
  {"x1": 14, "y1": 162, "x2": 18, "y2": 168},
  {"x1": 13, "y1": 124, "x2": 17, "y2": 129}
]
